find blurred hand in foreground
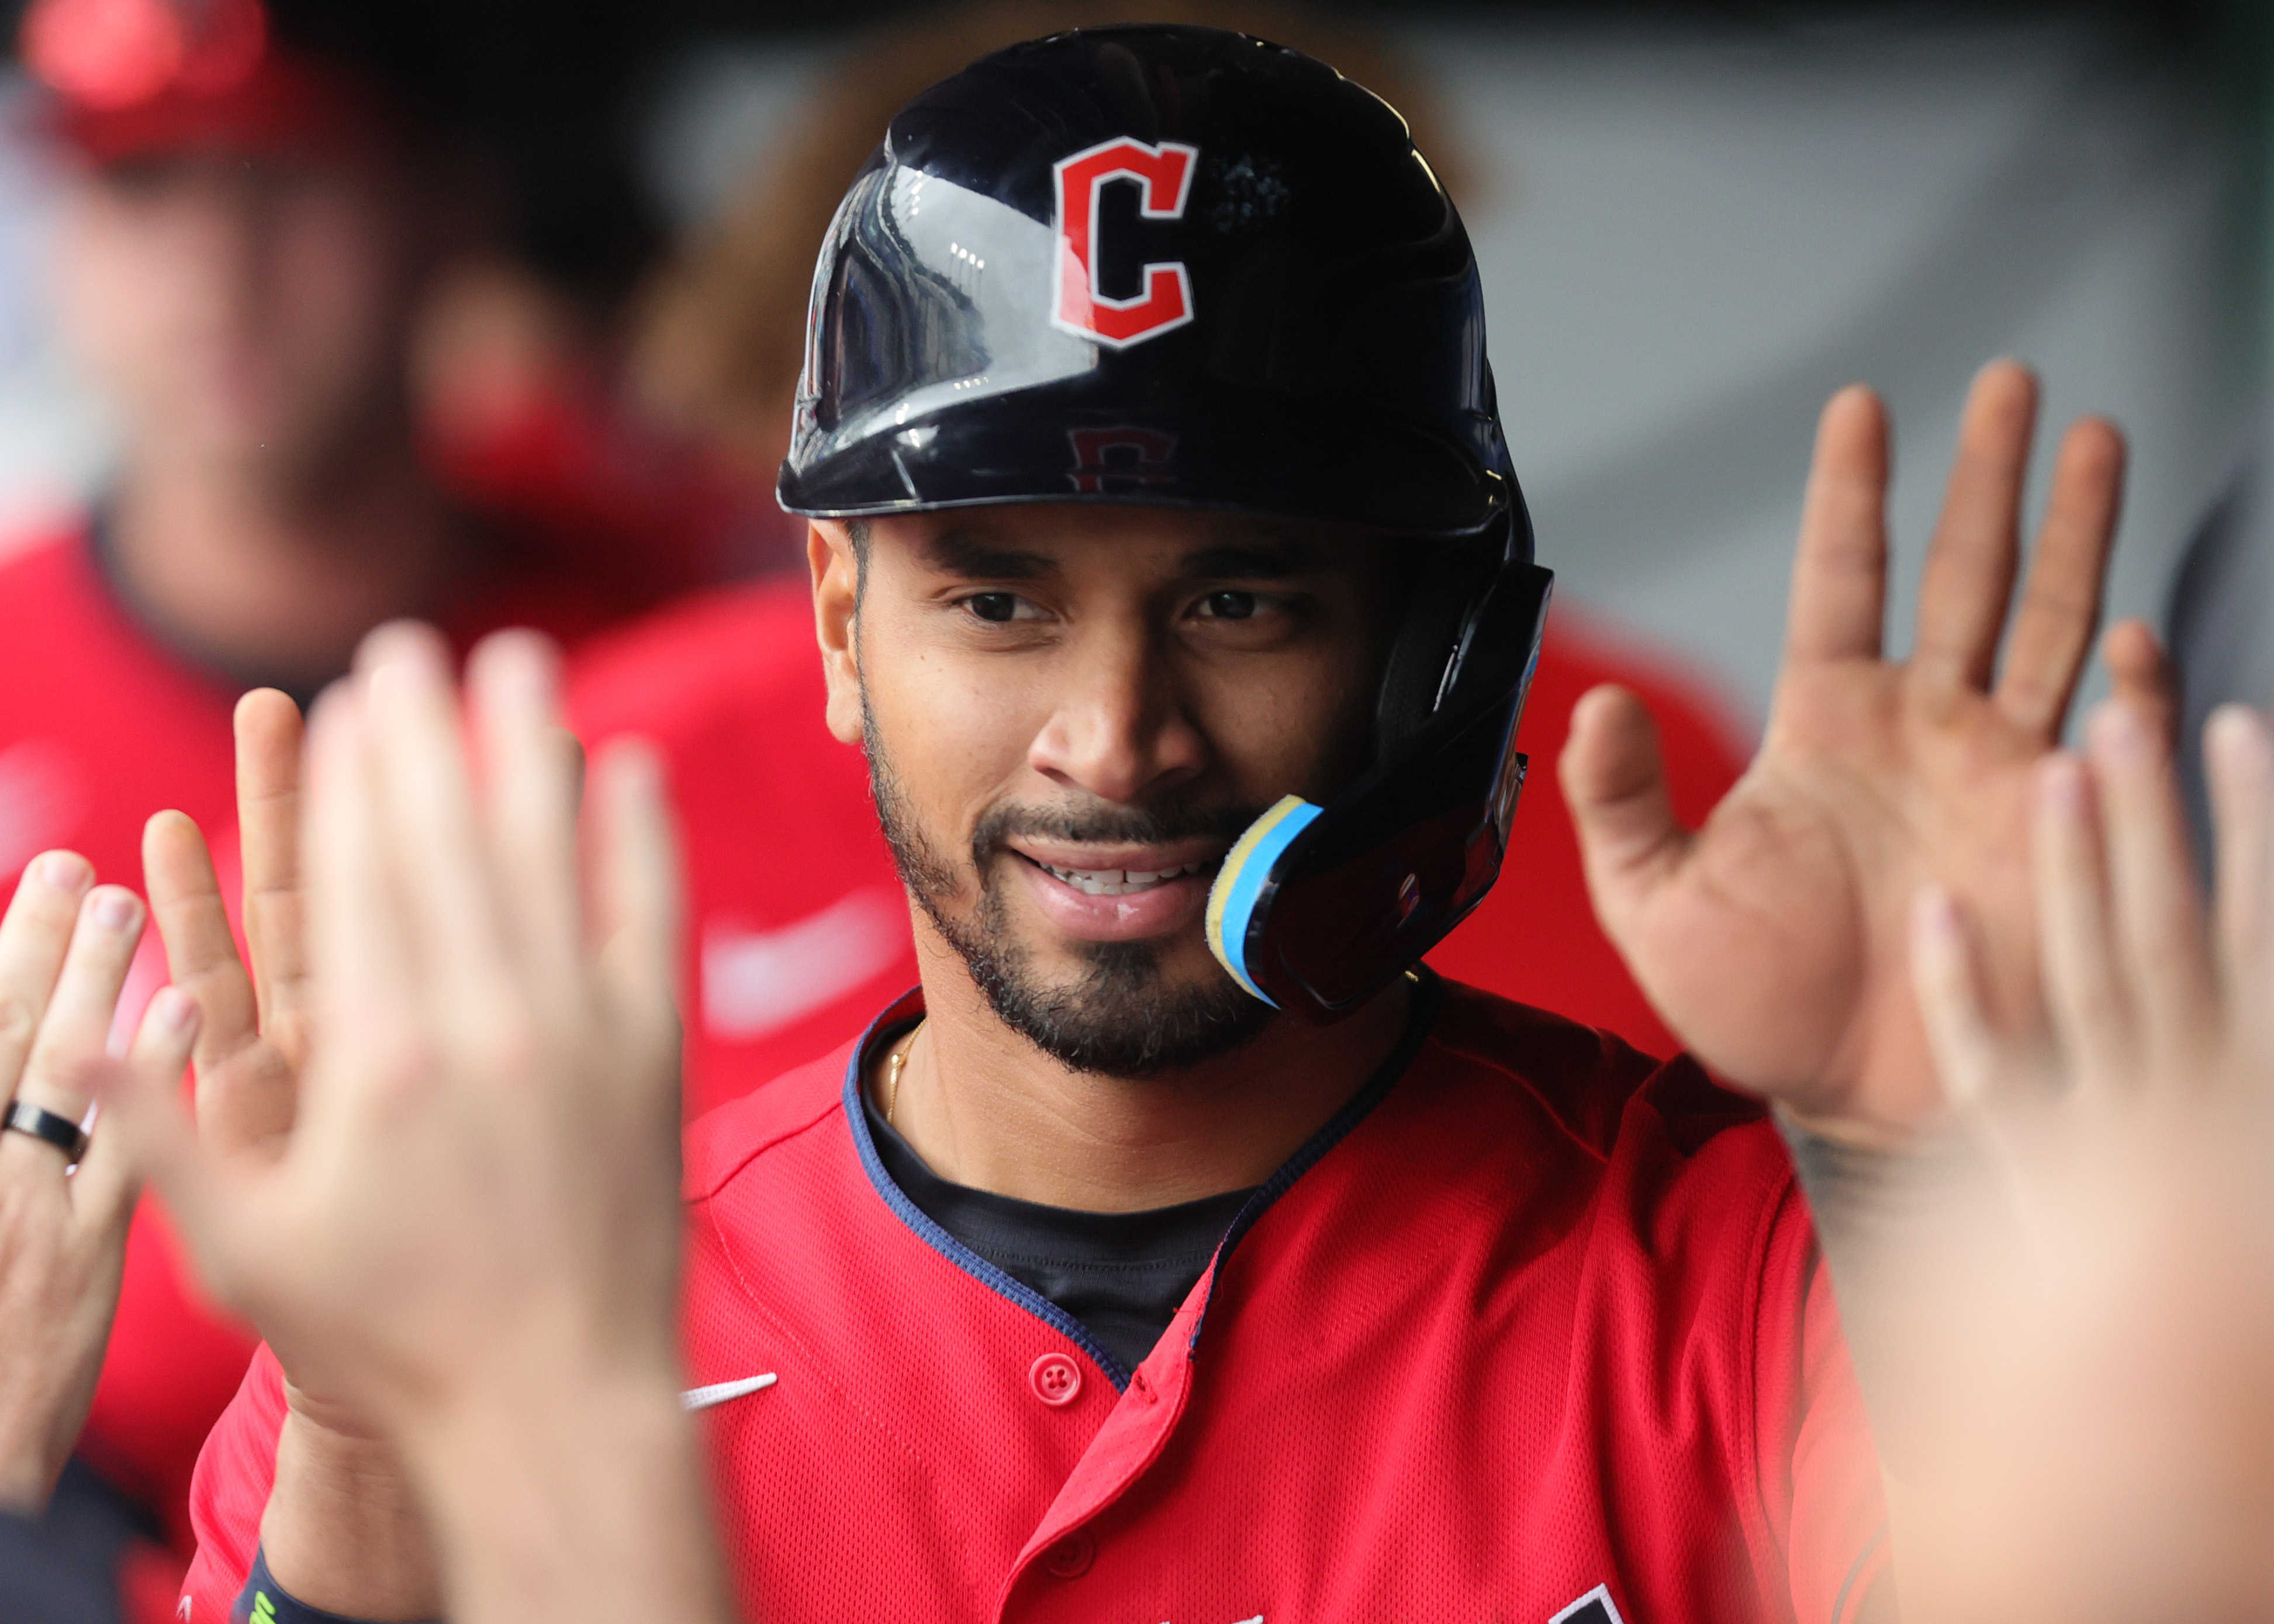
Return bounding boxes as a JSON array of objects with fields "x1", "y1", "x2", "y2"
[
  {"x1": 109, "y1": 626, "x2": 728, "y2": 1624},
  {"x1": 1895, "y1": 694, "x2": 2274, "y2": 1622},
  {"x1": 1563, "y1": 360, "x2": 2166, "y2": 1145},
  {"x1": 0, "y1": 854, "x2": 197, "y2": 1512}
]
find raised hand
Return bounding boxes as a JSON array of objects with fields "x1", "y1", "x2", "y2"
[
  {"x1": 1563, "y1": 360, "x2": 2156, "y2": 1143},
  {"x1": 1883, "y1": 696, "x2": 2274, "y2": 1623},
  {"x1": 0, "y1": 852, "x2": 198, "y2": 1511},
  {"x1": 103, "y1": 625, "x2": 718, "y2": 1624}
]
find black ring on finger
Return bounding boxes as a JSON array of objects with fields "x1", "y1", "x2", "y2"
[{"x1": 3, "y1": 1100, "x2": 88, "y2": 1165}]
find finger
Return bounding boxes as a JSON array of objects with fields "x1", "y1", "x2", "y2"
[
  {"x1": 359, "y1": 624, "x2": 516, "y2": 1023},
  {"x1": 305, "y1": 680, "x2": 410, "y2": 1101},
  {"x1": 1912, "y1": 360, "x2": 2038, "y2": 695},
  {"x1": 85, "y1": 1047, "x2": 256, "y2": 1312},
  {"x1": 2032, "y1": 751, "x2": 2137, "y2": 1100},
  {"x1": 1907, "y1": 885, "x2": 2051, "y2": 1221},
  {"x1": 592, "y1": 739, "x2": 683, "y2": 1047},
  {"x1": 2086, "y1": 699, "x2": 2217, "y2": 1083},
  {"x1": 1992, "y1": 416, "x2": 2126, "y2": 738},
  {"x1": 4, "y1": 886, "x2": 144, "y2": 1140},
  {"x1": 143, "y1": 811, "x2": 261, "y2": 1077},
  {"x1": 468, "y1": 632, "x2": 581, "y2": 985},
  {"x1": 1560, "y1": 685, "x2": 1694, "y2": 953},
  {"x1": 69, "y1": 985, "x2": 199, "y2": 1225},
  {"x1": 1909, "y1": 884, "x2": 2003, "y2": 1112},
  {"x1": 1782, "y1": 385, "x2": 1890, "y2": 665},
  {"x1": 0, "y1": 851, "x2": 95, "y2": 1091},
  {"x1": 235, "y1": 690, "x2": 313, "y2": 1059},
  {"x1": 2204, "y1": 704, "x2": 2274, "y2": 1036},
  {"x1": 2102, "y1": 618, "x2": 2179, "y2": 751},
  {"x1": 145, "y1": 810, "x2": 297, "y2": 1161}
]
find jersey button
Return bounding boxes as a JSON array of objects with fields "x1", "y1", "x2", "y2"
[
  {"x1": 1028, "y1": 1352, "x2": 1083, "y2": 1407},
  {"x1": 1042, "y1": 1531, "x2": 1095, "y2": 1578}
]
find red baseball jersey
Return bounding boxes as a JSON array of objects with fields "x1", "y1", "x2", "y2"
[
  {"x1": 562, "y1": 581, "x2": 1748, "y2": 1125},
  {"x1": 0, "y1": 524, "x2": 659, "y2": 1578},
  {"x1": 180, "y1": 978, "x2": 1885, "y2": 1624}
]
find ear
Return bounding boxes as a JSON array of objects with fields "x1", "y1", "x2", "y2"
[{"x1": 810, "y1": 521, "x2": 865, "y2": 746}]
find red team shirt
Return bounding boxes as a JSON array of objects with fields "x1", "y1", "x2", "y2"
[{"x1": 182, "y1": 979, "x2": 1885, "y2": 1624}]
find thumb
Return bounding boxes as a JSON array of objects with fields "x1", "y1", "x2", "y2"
[{"x1": 1560, "y1": 684, "x2": 1692, "y2": 949}]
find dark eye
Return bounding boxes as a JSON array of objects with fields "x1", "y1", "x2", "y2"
[
  {"x1": 1202, "y1": 590, "x2": 1258, "y2": 620},
  {"x1": 966, "y1": 593, "x2": 1020, "y2": 623}
]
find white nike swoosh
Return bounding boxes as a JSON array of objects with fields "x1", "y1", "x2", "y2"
[
  {"x1": 681, "y1": 1373, "x2": 777, "y2": 1411},
  {"x1": 701, "y1": 889, "x2": 908, "y2": 1041}
]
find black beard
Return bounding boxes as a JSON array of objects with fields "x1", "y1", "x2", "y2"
[{"x1": 862, "y1": 698, "x2": 1276, "y2": 1076}]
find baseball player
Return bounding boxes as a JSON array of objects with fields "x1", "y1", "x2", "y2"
[
  {"x1": 625, "y1": 0, "x2": 1751, "y2": 1078},
  {"x1": 164, "y1": 26, "x2": 2144, "y2": 1624}
]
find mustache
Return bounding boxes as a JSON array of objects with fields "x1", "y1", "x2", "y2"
[{"x1": 969, "y1": 797, "x2": 1266, "y2": 865}]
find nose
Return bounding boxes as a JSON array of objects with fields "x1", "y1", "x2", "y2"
[{"x1": 1027, "y1": 615, "x2": 1206, "y2": 804}]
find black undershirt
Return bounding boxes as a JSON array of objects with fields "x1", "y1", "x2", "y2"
[{"x1": 862, "y1": 1089, "x2": 1254, "y2": 1374}]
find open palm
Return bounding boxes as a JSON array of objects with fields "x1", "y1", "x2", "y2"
[{"x1": 1563, "y1": 362, "x2": 2159, "y2": 1142}]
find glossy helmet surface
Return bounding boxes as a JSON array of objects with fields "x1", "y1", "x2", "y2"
[{"x1": 780, "y1": 23, "x2": 1553, "y2": 1021}]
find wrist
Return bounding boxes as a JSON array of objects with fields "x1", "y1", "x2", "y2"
[
  {"x1": 263, "y1": 1411, "x2": 440, "y2": 1621},
  {"x1": 398, "y1": 1361, "x2": 731, "y2": 1624}
]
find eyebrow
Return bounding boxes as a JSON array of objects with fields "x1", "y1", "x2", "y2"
[{"x1": 922, "y1": 531, "x2": 1055, "y2": 580}]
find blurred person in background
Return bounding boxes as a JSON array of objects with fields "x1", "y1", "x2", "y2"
[
  {"x1": 0, "y1": 0, "x2": 685, "y2": 1612},
  {"x1": 585, "y1": 0, "x2": 1752, "y2": 1127}
]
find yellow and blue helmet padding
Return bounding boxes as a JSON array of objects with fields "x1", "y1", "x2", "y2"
[{"x1": 1205, "y1": 794, "x2": 1323, "y2": 1006}]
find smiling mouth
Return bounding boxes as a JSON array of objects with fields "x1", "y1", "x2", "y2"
[{"x1": 1025, "y1": 857, "x2": 1214, "y2": 897}]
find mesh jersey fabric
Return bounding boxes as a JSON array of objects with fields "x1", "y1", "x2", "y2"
[{"x1": 181, "y1": 978, "x2": 1886, "y2": 1624}]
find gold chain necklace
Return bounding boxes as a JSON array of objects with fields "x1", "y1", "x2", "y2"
[{"x1": 884, "y1": 1018, "x2": 927, "y2": 1128}]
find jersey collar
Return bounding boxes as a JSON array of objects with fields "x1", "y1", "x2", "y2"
[{"x1": 838, "y1": 970, "x2": 1444, "y2": 1390}]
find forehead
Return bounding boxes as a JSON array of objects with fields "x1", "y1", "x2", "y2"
[{"x1": 868, "y1": 503, "x2": 1387, "y2": 580}]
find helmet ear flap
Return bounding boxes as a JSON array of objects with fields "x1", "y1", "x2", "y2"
[{"x1": 1374, "y1": 541, "x2": 1498, "y2": 759}]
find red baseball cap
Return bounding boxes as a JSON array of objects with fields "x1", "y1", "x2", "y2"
[{"x1": 19, "y1": 0, "x2": 399, "y2": 163}]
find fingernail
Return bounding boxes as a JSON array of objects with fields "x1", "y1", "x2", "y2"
[
  {"x1": 149, "y1": 986, "x2": 196, "y2": 1032},
  {"x1": 36, "y1": 851, "x2": 90, "y2": 890},
  {"x1": 91, "y1": 890, "x2": 140, "y2": 931}
]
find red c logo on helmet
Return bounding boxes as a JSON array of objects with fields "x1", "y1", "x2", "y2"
[{"x1": 1052, "y1": 137, "x2": 1198, "y2": 350}]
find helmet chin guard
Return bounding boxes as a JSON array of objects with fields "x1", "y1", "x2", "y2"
[{"x1": 1206, "y1": 523, "x2": 1552, "y2": 1021}]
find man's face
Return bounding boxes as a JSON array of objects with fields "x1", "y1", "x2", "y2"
[
  {"x1": 53, "y1": 147, "x2": 432, "y2": 485},
  {"x1": 815, "y1": 503, "x2": 1403, "y2": 1076}
]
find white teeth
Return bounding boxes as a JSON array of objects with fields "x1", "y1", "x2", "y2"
[{"x1": 1038, "y1": 860, "x2": 1205, "y2": 896}]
